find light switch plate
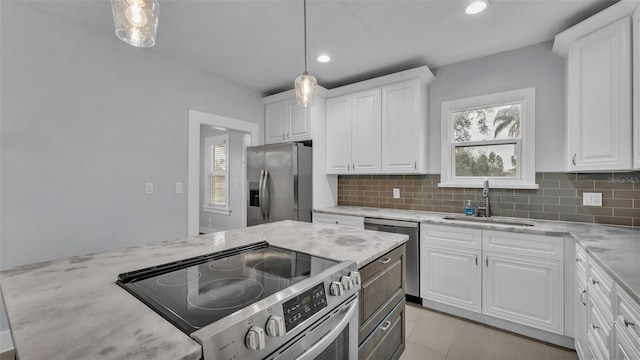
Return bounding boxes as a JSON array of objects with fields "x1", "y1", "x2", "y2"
[
  {"x1": 145, "y1": 182, "x2": 154, "y2": 194},
  {"x1": 583, "y1": 192, "x2": 602, "y2": 206},
  {"x1": 393, "y1": 188, "x2": 400, "y2": 199}
]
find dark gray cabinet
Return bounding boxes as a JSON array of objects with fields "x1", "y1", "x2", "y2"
[{"x1": 358, "y1": 244, "x2": 406, "y2": 360}]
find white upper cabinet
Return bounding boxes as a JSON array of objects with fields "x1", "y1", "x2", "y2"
[
  {"x1": 324, "y1": 66, "x2": 433, "y2": 175},
  {"x1": 553, "y1": 2, "x2": 637, "y2": 171},
  {"x1": 263, "y1": 89, "x2": 326, "y2": 145},
  {"x1": 381, "y1": 80, "x2": 428, "y2": 173},
  {"x1": 325, "y1": 89, "x2": 381, "y2": 174},
  {"x1": 634, "y1": 9, "x2": 640, "y2": 169}
]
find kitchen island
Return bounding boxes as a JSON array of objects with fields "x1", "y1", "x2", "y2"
[{"x1": 0, "y1": 220, "x2": 408, "y2": 360}]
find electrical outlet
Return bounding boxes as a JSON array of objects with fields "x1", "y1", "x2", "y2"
[
  {"x1": 175, "y1": 182, "x2": 183, "y2": 194},
  {"x1": 145, "y1": 182, "x2": 154, "y2": 194},
  {"x1": 393, "y1": 188, "x2": 400, "y2": 199},
  {"x1": 583, "y1": 192, "x2": 602, "y2": 206}
]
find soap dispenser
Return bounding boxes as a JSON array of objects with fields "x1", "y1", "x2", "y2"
[{"x1": 464, "y1": 200, "x2": 474, "y2": 216}]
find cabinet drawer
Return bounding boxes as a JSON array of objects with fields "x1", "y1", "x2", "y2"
[
  {"x1": 358, "y1": 299, "x2": 405, "y2": 360},
  {"x1": 421, "y1": 224, "x2": 482, "y2": 249},
  {"x1": 575, "y1": 243, "x2": 588, "y2": 281},
  {"x1": 614, "y1": 324, "x2": 640, "y2": 360},
  {"x1": 359, "y1": 245, "x2": 405, "y2": 342},
  {"x1": 588, "y1": 330, "x2": 607, "y2": 360},
  {"x1": 483, "y1": 230, "x2": 564, "y2": 260},
  {"x1": 588, "y1": 295, "x2": 612, "y2": 359},
  {"x1": 313, "y1": 213, "x2": 364, "y2": 228},
  {"x1": 588, "y1": 258, "x2": 614, "y2": 312},
  {"x1": 616, "y1": 287, "x2": 640, "y2": 347}
]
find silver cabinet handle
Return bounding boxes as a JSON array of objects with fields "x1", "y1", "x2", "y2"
[
  {"x1": 347, "y1": 164, "x2": 350, "y2": 171},
  {"x1": 576, "y1": 258, "x2": 582, "y2": 263},
  {"x1": 624, "y1": 319, "x2": 635, "y2": 327},
  {"x1": 379, "y1": 257, "x2": 392, "y2": 264},
  {"x1": 591, "y1": 324, "x2": 599, "y2": 330},
  {"x1": 414, "y1": 161, "x2": 417, "y2": 169},
  {"x1": 572, "y1": 153, "x2": 576, "y2": 166},
  {"x1": 379, "y1": 320, "x2": 392, "y2": 331},
  {"x1": 592, "y1": 279, "x2": 600, "y2": 285},
  {"x1": 486, "y1": 256, "x2": 489, "y2": 267},
  {"x1": 475, "y1": 255, "x2": 478, "y2": 266},
  {"x1": 580, "y1": 290, "x2": 586, "y2": 306}
]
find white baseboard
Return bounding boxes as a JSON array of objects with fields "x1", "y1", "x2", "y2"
[
  {"x1": 0, "y1": 330, "x2": 13, "y2": 353},
  {"x1": 199, "y1": 226, "x2": 220, "y2": 234}
]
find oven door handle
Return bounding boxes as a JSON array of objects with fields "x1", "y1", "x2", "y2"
[{"x1": 296, "y1": 297, "x2": 359, "y2": 360}]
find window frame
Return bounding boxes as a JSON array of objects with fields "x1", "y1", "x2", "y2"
[
  {"x1": 439, "y1": 87, "x2": 538, "y2": 189},
  {"x1": 203, "y1": 134, "x2": 231, "y2": 215}
]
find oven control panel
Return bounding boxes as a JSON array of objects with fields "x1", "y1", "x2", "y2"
[{"x1": 282, "y1": 282, "x2": 327, "y2": 332}]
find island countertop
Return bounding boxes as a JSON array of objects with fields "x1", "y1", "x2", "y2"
[
  {"x1": 315, "y1": 206, "x2": 640, "y2": 304},
  {"x1": 0, "y1": 220, "x2": 408, "y2": 360}
]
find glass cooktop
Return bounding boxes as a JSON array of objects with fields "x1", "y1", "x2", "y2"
[{"x1": 117, "y1": 242, "x2": 338, "y2": 334}]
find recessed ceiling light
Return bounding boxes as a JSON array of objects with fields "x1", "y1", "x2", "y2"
[
  {"x1": 465, "y1": 0, "x2": 489, "y2": 15},
  {"x1": 316, "y1": 55, "x2": 331, "y2": 63}
]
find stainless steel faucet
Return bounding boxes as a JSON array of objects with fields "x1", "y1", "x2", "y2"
[{"x1": 477, "y1": 178, "x2": 490, "y2": 217}]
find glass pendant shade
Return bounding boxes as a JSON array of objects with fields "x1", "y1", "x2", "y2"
[
  {"x1": 111, "y1": 0, "x2": 159, "y2": 48},
  {"x1": 295, "y1": 72, "x2": 317, "y2": 107}
]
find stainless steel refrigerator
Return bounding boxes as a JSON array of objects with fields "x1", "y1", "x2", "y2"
[{"x1": 247, "y1": 143, "x2": 312, "y2": 226}]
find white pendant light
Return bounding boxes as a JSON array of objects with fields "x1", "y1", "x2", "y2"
[
  {"x1": 111, "y1": 0, "x2": 159, "y2": 48},
  {"x1": 294, "y1": 0, "x2": 317, "y2": 107}
]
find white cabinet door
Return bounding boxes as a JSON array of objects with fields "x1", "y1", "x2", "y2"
[
  {"x1": 287, "y1": 99, "x2": 312, "y2": 142},
  {"x1": 381, "y1": 80, "x2": 422, "y2": 173},
  {"x1": 634, "y1": 11, "x2": 640, "y2": 169},
  {"x1": 566, "y1": 17, "x2": 632, "y2": 171},
  {"x1": 575, "y1": 276, "x2": 589, "y2": 360},
  {"x1": 483, "y1": 251, "x2": 564, "y2": 334},
  {"x1": 351, "y1": 89, "x2": 381, "y2": 173},
  {"x1": 326, "y1": 95, "x2": 352, "y2": 173},
  {"x1": 420, "y1": 244, "x2": 482, "y2": 313},
  {"x1": 265, "y1": 101, "x2": 286, "y2": 144}
]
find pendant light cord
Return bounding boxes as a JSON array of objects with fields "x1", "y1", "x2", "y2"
[{"x1": 303, "y1": 0, "x2": 308, "y2": 73}]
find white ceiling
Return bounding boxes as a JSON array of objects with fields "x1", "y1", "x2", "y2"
[{"x1": 20, "y1": 0, "x2": 618, "y2": 95}]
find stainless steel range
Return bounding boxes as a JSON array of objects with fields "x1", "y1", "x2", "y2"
[{"x1": 117, "y1": 241, "x2": 361, "y2": 359}]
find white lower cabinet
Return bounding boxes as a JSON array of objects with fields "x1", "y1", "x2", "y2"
[
  {"x1": 421, "y1": 245, "x2": 482, "y2": 313},
  {"x1": 483, "y1": 251, "x2": 564, "y2": 334},
  {"x1": 420, "y1": 224, "x2": 565, "y2": 336}
]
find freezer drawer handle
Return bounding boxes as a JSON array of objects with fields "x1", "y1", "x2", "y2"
[{"x1": 379, "y1": 321, "x2": 392, "y2": 331}]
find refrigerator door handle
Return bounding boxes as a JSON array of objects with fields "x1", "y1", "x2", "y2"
[
  {"x1": 264, "y1": 170, "x2": 271, "y2": 222},
  {"x1": 258, "y1": 169, "x2": 266, "y2": 222}
]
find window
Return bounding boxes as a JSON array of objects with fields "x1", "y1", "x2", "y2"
[
  {"x1": 439, "y1": 88, "x2": 538, "y2": 189},
  {"x1": 204, "y1": 134, "x2": 230, "y2": 214}
]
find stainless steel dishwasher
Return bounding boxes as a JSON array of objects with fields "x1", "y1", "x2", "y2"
[{"x1": 364, "y1": 218, "x2": 420, "y2": 304}]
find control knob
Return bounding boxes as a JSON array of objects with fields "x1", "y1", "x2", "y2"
[
  {"x1": 265, "y1": 315, "x2": 286, "y2": 337},
  {"x1": 330, "y1": 281, "x2": 344, "y2": 296},
  {"x1": 340, "y1": 275, "x2": 354, "y2": 290},
  {"x1": 245, "y1": 326, "x2": 266, "y2": 350},
  {"x1": 350, "y1": 271, "x2": 361, "y2": 286}
]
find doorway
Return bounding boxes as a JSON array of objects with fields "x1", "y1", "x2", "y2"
[{"x1": 187, "y1": 110, "x2": 260, "y2": 237}]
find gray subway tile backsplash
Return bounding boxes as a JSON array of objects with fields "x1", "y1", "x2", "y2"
[{"x1": 337, "y1": 171, "x2": 640, "y2": 228}]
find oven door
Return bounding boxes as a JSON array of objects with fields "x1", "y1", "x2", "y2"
[{"x1": 266, "y1": 294, "x2": 358, "y2": 360}]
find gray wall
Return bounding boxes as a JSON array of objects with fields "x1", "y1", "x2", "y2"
[
  {"x1": 428, "y1": 41, "x2": 565, "y2": 173},
  {"x1": 0, "y1": 2, "x2": 263, "y2": 339},
  {"x1": 199, "y1": 127, "x2": 247, "y2": 231}
]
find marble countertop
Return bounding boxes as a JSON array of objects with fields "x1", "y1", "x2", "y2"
[
  {"x1": 315, "y1": 206, "x2": 640, "y2": 304},
  {"x1": 0, "y1": 220, "x2": 407, "y2": 360}
]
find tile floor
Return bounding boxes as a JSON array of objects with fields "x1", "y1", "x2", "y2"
[{"x1": 400, "y1": 304, "x2": 578, "y2": 360}]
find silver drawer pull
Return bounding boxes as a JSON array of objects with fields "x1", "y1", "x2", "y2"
[
  {"x1": 591, "y1": 324, "x2": 599, "y2": 330},
  {"x1": 576, "y1": 258, "x2": 582, "y2": 263},
  {"x1": 380, "y1": 321, "x2": 392, "y2": 331},
  {"x1": 580, "y1": 290, "x2": 586, "y2": 306},
  {"x1": 379, "y1": 257, "x2": 392, "y2": 264},
  {"x1": 591, "y1": 279, "x2": 600, "y2": 285},
  {"x1": 624, "y1": 319, "x2": 635, "y2": 328}
]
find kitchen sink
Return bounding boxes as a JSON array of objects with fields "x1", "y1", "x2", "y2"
[{"x1": 442, "y1": 214, "x2": 535, "y2": 227}]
